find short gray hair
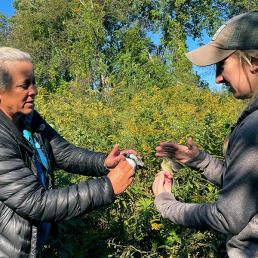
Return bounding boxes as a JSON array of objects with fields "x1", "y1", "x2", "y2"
[{"x1": 0, "y1": 47, "x2": 32, "y2": 90}]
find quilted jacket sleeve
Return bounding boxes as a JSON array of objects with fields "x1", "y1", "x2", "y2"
[
  {"x1": 34, "y1": 112, "x2": 109, "y2": 177},
  {"x1": 0, "y1": 131, "x2": 114, "y2": 222}
]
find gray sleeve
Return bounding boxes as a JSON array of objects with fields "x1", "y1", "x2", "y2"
[
  {"x1": 155, "y1": 115, "x2": 258, "y2": 235},
  {"x1": 154, "y1": 192, "x2": 227, "y2": 232},
  {"x1": 186, "y1": 151, "x2": 224, "y2": 186}
]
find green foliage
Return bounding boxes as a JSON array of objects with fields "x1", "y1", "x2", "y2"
[
  {"x1": 2, "y1": 1, "x2": 254, "y2": 256},
  {"x1": 10, "y1": 0, "x2": 75, "y2": 89},
  {"x1": 6, "y1": 0, "x2": 257, "y2": 91},
  {"x1": 35, "y1": 83, "x2": 244, "y2": 257},
  {"x1": 110, "y1": 25, "x2": 175, "y2": 90},
  {"x1": 0, "y1": 12, "x2": 10, "y2": 45}
]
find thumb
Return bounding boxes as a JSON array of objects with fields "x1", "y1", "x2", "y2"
[
  {"x1": 110, "y1": 144, "x2": 120, "y2": 156},
  {"x1": 116, "y1": 154, "x2": 126, "y2": 163},
  {"x1": 164, "y1": 178, "x2": 172, "y2": 192},
  {"x1": 158, "y1": 172, "x2": 166, "y2": 188},
  {"x1": 187, "y1": 137, "x2": 196, "y2": 150},
  {"x1": 152, "y1": 172, "x2": 165, "y2": 195}
]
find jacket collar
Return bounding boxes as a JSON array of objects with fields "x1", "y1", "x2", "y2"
[
  {"x1": 231, "y1": 96, "x2": 258, "y2": 133},
  {"x1": 0, "y1": 110, "x2": 34, "y2": 153},
  {"x1": 237, "y1": 96, "x2": 258, "y2": 125}
]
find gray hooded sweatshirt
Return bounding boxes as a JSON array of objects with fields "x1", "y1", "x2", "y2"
[{"x1": 155, "y1": 97, "x2": 258, "y2": 258}]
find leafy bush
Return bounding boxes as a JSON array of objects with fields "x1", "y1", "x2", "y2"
[{"x1": 36, "y1": 83, "x2": 244, "y2": 257}]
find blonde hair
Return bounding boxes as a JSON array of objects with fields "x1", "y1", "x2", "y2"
[
  {"x1": 235, "y1": 50, "x2": 258, "y2": 98},
  {"x1": 236, "y1": 50, "x2": 258, "y2": 66}
]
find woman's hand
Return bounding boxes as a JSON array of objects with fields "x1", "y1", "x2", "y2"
[
  {"x1": 107, "y1": 159, "x2": 135, "y2": 195},
  {"x1": 152, "y1": 171, "x2": 173, "y2": 197},
  {"x1": 156, "y1": 137, "x2": 200, "y2": 164},
  {"x1": 104, "y1": 144, "x2": 137, "y2": 169}
]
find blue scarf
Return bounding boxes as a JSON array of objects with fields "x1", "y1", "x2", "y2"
[
  {"x1": 22, "y1": 113, "x2": 49, "y2": 189},
  {"x1": 22, "y1": 112, "x2": 51, "y2": 248}
]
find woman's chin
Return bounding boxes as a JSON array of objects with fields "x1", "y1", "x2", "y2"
[{"x1": 23, "y1": 107, "x2": 34, "y2": 115}]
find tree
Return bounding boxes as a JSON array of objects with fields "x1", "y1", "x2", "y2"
[
  {"x1": 5, "y1": 0, "x2": 258, "y2": 91},
  {"x1": 0, "y1": 13, "x2": 10, "y2": 46}
]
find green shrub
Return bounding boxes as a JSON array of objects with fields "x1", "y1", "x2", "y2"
[{"x1": 36, "y1": 84, "x2": 244, "y2": 257}]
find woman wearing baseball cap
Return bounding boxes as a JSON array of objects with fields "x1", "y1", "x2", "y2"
[{"x1": 153, "y1": 11, "x2": 258, "y2": 257}]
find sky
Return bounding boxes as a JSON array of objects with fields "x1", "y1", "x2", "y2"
[
  {"x1": 187, "y1": 36, "x2": 219, "y2": 91},
  {"x1": 0, "y1": 0, "x2": 15, "y2": 16},
  {"x1": 0, "y1": 0, "x2": 218, "y2": 90}
]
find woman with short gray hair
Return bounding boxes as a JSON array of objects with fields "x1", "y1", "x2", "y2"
[{"x1": 0, "y1": 46, "x2": 137, "y2": 257}]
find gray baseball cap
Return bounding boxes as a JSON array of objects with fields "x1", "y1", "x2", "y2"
[{"x1": 186, "y1": 11, "x2": 258, "y2": 66}]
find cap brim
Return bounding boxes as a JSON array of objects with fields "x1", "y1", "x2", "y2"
[{"x1": 185, "y1": 44, "x2": 235, "y2": 66}]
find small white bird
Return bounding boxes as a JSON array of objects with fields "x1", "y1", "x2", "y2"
[{"x1": 124, "y1": 153, "x2": 144, "y2": 171}]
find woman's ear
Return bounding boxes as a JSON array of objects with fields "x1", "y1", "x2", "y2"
[
  {"x1": 0, "y1": 88, "x2": 5, "y2": 103},
  {"x1": 250, "y1": 58, "x2": 258, "y2": 74}
]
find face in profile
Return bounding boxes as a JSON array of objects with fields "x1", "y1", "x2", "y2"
[
  {"x1": 216, "y1": 54, "x2": 258, "y2": 99},
  {"x1": 0, "y1": 61, "x2": 38, "y2": 119}
]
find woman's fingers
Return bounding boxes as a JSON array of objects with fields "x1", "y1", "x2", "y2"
[{"x1": 156, "y1": 139, "x2": 200, "y2": 163}]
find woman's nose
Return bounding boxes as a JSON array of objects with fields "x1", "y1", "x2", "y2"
[
  {"x1": 28, "y1": 84, "x2": 38, "y2": 96},
  {"x1": 215, "y1": 74, "x2": 225, "y2": 84}
]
